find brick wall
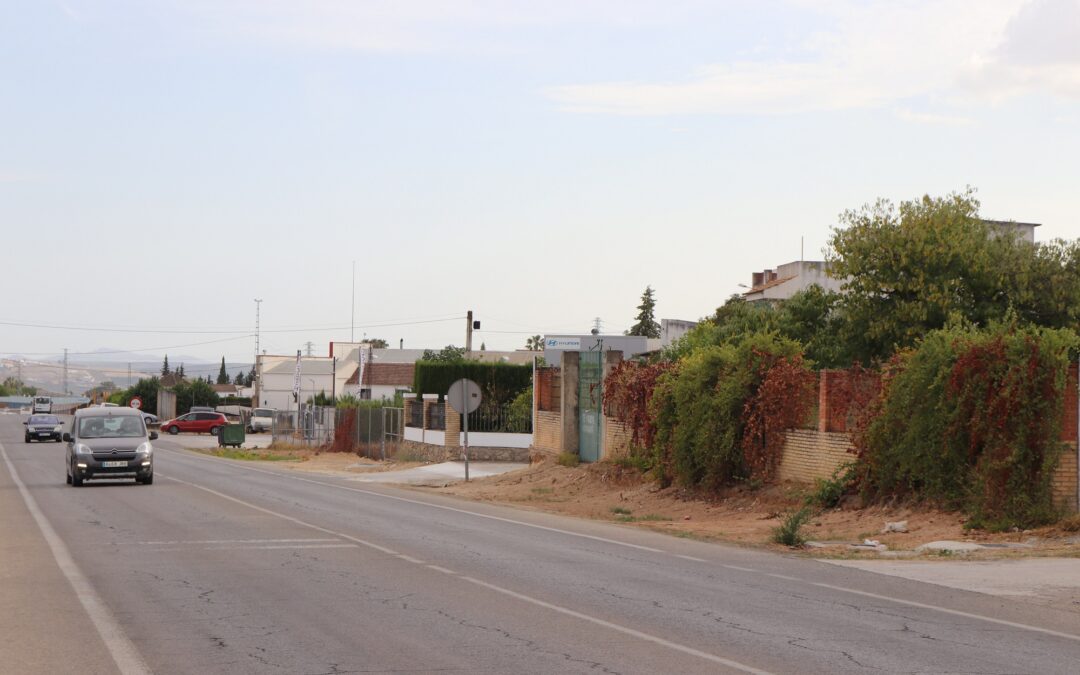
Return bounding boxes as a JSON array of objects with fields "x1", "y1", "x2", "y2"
[
  {"x1": 603, "y1": 415, "x2": 632, "y2": 460},
  {"x1": 1060, "y1": 364, "x2": 1078, "y2": 442},
  {"x1": 777, "y1": 429, "x2": 855, "y2": 483},
  {"x1": 534, "y1": 410, "x2": 563, "y2": 454},
  {"x1": 536, "y1": 367, "x2": 561, "y2": 412},
  {"x1": 1052, "y1": 443, "x2": 1078, "y2": 512}
]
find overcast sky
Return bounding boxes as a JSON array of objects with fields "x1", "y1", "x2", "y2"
[{"x1": 3, "y1": 0, "x2": 1080, "y2": 364}]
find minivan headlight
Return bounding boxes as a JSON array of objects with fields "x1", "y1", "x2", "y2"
[
  {"x1": 75, "y1": 444, "x2": 94, "y2": 455},
  {"x1": 136, "y1": 442, "x2": 153, "y2": 456}
]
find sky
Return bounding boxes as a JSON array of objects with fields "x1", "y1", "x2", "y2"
[{"x1": 3, "y1": 0, "x2": 1080, "y2": 366}]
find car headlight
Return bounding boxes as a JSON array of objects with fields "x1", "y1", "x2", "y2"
[
  {"x1": 54, "y1": 425, "x2": 63, "y2": 432},
  {"x1": 136, "y1": 442, "x2": 153, "y2": 456},
  {"x1": 75, "y1": 444, "x2": 94, "y2": 455}
]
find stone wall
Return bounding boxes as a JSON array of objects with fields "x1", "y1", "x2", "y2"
[{"x1": 533, "y1": 410, "x2": 562, "y2": 455}]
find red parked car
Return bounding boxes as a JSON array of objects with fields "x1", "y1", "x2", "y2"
[{"x1": 160, "y1": 411, "x2": 228, "y2": 436}]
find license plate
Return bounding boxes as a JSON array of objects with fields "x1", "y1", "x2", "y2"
[
  {"x1": 38, "y1": 432, "x2": 51, "y2": 437},
  {"x1": 101, "y1": 461, "x2": 127, "y2": 468}
]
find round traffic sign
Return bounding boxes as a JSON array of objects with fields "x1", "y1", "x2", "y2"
[
  {"x1": 446, "y1": 379, "x2": 482, "y2": 414},
  {"x1": 129, "y1": 396, "x2": 143, "y2": 410}
]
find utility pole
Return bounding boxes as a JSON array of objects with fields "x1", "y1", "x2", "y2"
[
  {"x1": 127, "y1": 362, "x2": 131, "y2": 388},
  {"x1": 16, "y1": 361, "x2": 22, "y2": 395},
  {"x1": 62, "y1": 348, "x2": 68, "y2": 394},
  {"x1": 351, "y1": 260, "x2": 355, "y2": 343},
  {"x1": 304, "y1": 341, "x2": 314, "y2": 357},
  {"x1": 466, "y1": 310, "x2": 473, "y2": 353}
]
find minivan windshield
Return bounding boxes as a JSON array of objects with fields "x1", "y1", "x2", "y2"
[
  {"x1": 78, "y1": 415, "x2": 145, "y2": 438},
  {"x1": 29, "y1": 415, "x2": 59, "y2": 425},
  {"x1": 254, "y1": 409, "x2": 273, "y2": 418}
]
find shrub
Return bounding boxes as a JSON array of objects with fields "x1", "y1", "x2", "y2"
[
  {"x1": 556, "y1": 452, "x2": 580, "y2": 467},
  {"x1": 806, "y1": 463, "x2": 857, "y2": 509},
  {"x1": 857, "y1": 322, "x2": 1076, "y2": 529},
  {"x1": 772, "y1": 507, "x2": 813, "y2": 547},
  {"x1": 651, "y1": 332, "x2": 805, "y2": 489}
]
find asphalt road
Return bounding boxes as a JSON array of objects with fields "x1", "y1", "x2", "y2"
[{"x1": 1, "y1": 414, "x2": 1078, "y2": 674}]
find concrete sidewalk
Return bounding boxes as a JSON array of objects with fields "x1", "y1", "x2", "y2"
[
  {"x1": 825, "y1": 557, "x2": 1080, "y2": 613},
  {"x1": 346, "y1": 461, "x2": 528, "y2": 486}
]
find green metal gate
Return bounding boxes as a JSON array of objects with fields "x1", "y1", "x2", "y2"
[{"x1": 578, "y1": 350, "x2": 603, "y2": 462}]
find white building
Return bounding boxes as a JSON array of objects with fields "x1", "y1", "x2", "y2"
[{"x1": 742, "y1": 260, "x2": 845, "y2": 303}]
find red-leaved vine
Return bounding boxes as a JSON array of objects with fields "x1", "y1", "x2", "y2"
[
  {"x1": 740, "y1": 353, "x2": 816, "y2": 480},
  {"x1": 603, "y1": 360, "x2": 675, "y2": 449}
]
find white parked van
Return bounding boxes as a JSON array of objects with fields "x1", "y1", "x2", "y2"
[
  {"x1": 32, "y1": 396, "x2": 52, "y2": 414},
  {"x1": 248, "y1": 408, "x2": 275, "y2": 433}
]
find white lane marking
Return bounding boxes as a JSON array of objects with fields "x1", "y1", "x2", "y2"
[
  {"x1": 205, "y1": 544, "x2": 358, "y2": 551},
  {"x1": 161, "y1": 474, "x2": 401, "y2": 556},
  {"x1": 397, "y1": 554, "x2": 425, "y2": 564},
  {"x1": 676, "y1": 554, "x2": 708, "y2": 562},
  {"x1": 178, "y1": 453, "x2": 671, "y2": 556},
  {"x1": 166, "y1": 450, "x2": 1080, "y2": 643},
  {"x1": 161, "y1": 472, "x2": 768, "y2": 672},
  {"x1": 135, "y1": 538, "x2": 339, "y2": 545},
  {"x1": 427, "y1": 565, "x2": 457, "y2": 575},
  {"x1": 0, "y1": 442, "x2": 152, "y2": 675},
  {"x1": 459, "y1": 575, "x2": 773, "y2": 674},
  {"x1": 810, "y1": 582, "x2": 1080, "y2": 644},
  {"x1": 767, "y1": 573, "x2": 799, "y2": 581}
]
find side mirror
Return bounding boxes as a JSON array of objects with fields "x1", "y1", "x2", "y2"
[
  {"x1": 22, "y1": 421, "x2": 28, "y2": 425},
  {"x1": 149, "y1": 431, "x2": 158, "y2": 440},
  {"x1": 62, "y1": 433, "x2": 72, "y2": 443}
]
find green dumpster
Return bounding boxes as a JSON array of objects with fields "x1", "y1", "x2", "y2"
[{"x1": 219, "y1": 423, "x2": 245, "y2": 448}]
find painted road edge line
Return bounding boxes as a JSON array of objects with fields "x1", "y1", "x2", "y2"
[
  {"x1": 162, "y1": 472, "x2": 770, "y2": 673},
  {"x1": 0, "y1": 441, "x2": 152, "y2": 675}
]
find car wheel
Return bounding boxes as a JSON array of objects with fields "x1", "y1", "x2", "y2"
[
  {"x1": 210, "y1": 426, "x2": 221, "y2": 436},
  {"x1": 24, "y1": 435, "x2": 31, "y2": 443},
  {"x1": 140, "y1": 473, "x2": 154, "y2": 485},
  {"x1": 66, "y1": 469, "x2": 71, "y2": 485},
  {"x1": 70, "y1": 461, "x2": 83, "y2": 487},
  {"x1": 168, "y1": 426, "x2": 179, "y2": 435}
]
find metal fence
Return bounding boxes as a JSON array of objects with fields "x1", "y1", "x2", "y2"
[
  {"x1": 271, "y1": 405, "x2": 336, "y2": 447},
  {"x1": 467, "y1": 404, "x2": 532, "y2": 433},
  {"x1": 330, "y1": 406, "x2": 405, "y2": 459}
]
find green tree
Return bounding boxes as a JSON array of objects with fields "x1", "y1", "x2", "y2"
[
  {"x1": 120, "y1": 377, "x2": 161, "y2": 415},
  {"x1": 244, "y1": 366, "x2": 255, "y2": 387},
  {"x1": 177, "y1": 363, "x2": 185, "y2": 378},
  {"x1": 2, "y1": 377, "x2": 36, "y2": 396},
  {"x1": 421, "y1": 345, "x2": 467, "y2": 362},
  {"x1": 216, "y1": 357, "x2": 228, "y2": 385},
  {"x1": 234, "y1": 371, "x2": 244, "y2": 385},
  {"x1": 363, "y1": 338, "x2": 389, "y2": 349},
  {"x1": 161, "y1": 355, "x2": 170, "y2": 376},
  {"x1": 628, "y1": 286, "x2": 661, "y2": 338},
  {"x1": 525, "y1": 335, "x2": 543, "y2": 351},
  {"x1": 172, "y1": 379, "x2": 220, "y2": 415},
  {"x1": 825, "y1": 189, "x2": 1080, "y2": 363}
]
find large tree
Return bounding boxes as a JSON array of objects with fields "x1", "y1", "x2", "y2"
[
  {"x1": 362, "y1": 338, "x2": 389, "y2": 349},
  {"x1": 826, "y1": 189, "x2": 1080, "y2": 363},
  {"x1": 216, "y1": 357, "x2": 229, "y2": 385},
  {"x1": 161, "y1": 355, "x2": 170, "y2": 376},
  {"x1": 628, "y1": 286, "x2": 660, "y2": 338}
]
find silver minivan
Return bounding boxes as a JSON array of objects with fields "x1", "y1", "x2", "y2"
[{"x1": 65, "y1": 407, "x2": 157, "y2": 486}]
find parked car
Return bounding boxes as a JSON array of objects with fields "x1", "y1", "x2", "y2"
[
  {"x1": 247, "y1": 407, "x2": 275, "y2": 433},
  {"x1": 160, "y1": 411, "x2": 228, "y2": 436},
  {"x1": 24, "y1": 414, "x2": 63, "y2": 442},
  {"x1": 32, "y1": 396, "x2": 52, "y2": 413},
  {"x1": 141, "y1": 412, "x2": 159, "y2": 428},
  {"x1": 65, "y1": 407, "x2": 156, "y2": 486}
]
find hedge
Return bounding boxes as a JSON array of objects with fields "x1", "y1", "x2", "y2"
[{"x1": 413, "y1": 362, "x2": 531, "y2": 406}]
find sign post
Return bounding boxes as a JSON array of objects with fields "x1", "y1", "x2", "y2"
[{"x1": 447, "y1": 378, "x2": 482, "y2": 481}]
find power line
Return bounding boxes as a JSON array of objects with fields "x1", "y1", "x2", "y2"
[{"x1": 0, "y1": 314, "x2": 465, "y2": 335}]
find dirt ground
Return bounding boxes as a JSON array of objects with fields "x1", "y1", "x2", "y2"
[{"x1": 196, "y1": 447, "x2": 1080, "y2": 558}]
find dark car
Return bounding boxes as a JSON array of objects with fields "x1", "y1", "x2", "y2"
[
  {"x1": 24, "y1": 414, "x2": 63, "y2": 442},
  {"x1": 160, "y1": 411, "x2": 228, "y2": 436},
  {"x1": 65, "y1": 407, "x2": 157, "y2": 486}
]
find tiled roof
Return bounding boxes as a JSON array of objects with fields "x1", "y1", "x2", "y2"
[
  {"x1": 744, "y1": 275, "x2": 797, "y2": 295},
  {"x1": 346, "y1": 363, "x2": 415, "y2": 386}
]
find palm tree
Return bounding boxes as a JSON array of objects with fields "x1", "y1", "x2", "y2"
[{"x1": 525, "y1": 335, "x2": 544, "y2": 351}]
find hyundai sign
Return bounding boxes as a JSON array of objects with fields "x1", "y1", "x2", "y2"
[{"x1": 545, "y1": 337, "x2": 581, "y2": 350}]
